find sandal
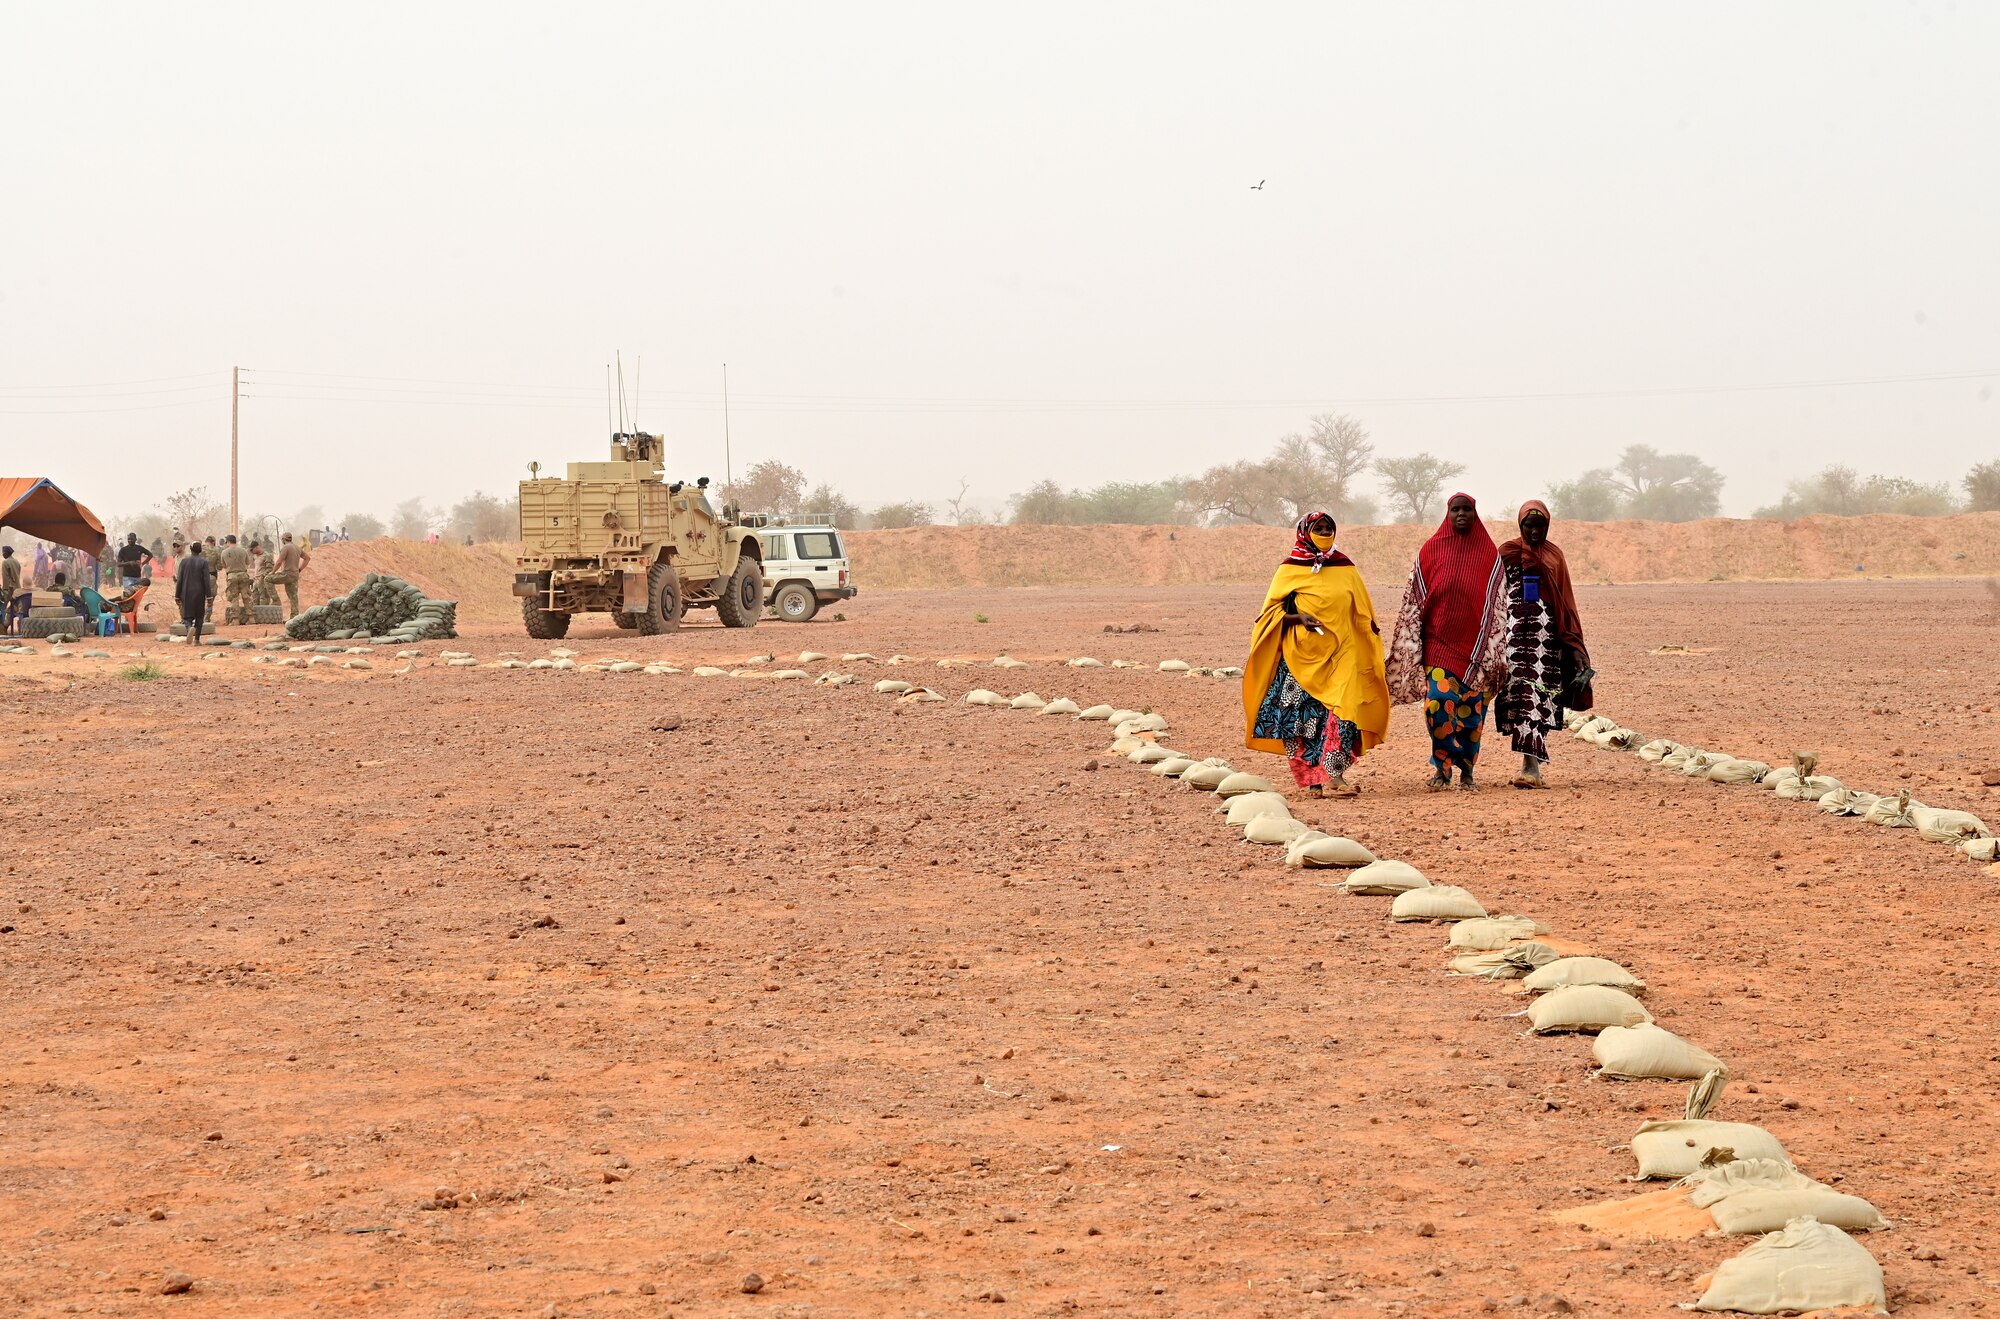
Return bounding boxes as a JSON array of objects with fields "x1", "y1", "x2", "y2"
[
  {"x1": 1326, "y1": 782, "x2": 1360, "y2": 799},
  {"x1": 1424, "y1": 777, "x2": 1453, "y2": 793}
]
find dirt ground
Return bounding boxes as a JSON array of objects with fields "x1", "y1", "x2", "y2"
[{"x1": 4, "y1": 579, "x2": 1998, "y2": 1318}]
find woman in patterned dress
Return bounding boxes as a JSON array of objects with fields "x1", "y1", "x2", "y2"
[
  {"x1": 1495, "y1": 500, "x2": 1593, "y2": 788},
  {"x1": 1385, "y1": 494, "x2": 1509, "y2": 791},
  {"x1": 1242, "y1": 512, "x2": 1391, "y2": 798}
]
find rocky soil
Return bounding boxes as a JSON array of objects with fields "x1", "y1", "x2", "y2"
[{"x1": 2, "y1": 578, "x2": 1996, "y2": 1317}]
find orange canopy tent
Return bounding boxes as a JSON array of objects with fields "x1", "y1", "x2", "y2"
[{"x1": 0, "y1": 477, "x2": 108, "y2": 558}]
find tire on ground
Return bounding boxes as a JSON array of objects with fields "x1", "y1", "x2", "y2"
[
  {"x1": 636, "y1": 561, "x2": 682, "y2": 635},
  {"x1": 774, "y1": 581, "x2": 818, "y2": 623},
  {"x1": 612, "y1": 610, "x2": 638, "y2": 630},
  {"x1": 521, "y1": 574, "x2": 571, "y2": 640},
  {"x1": 716, "y1": 558, "x2": 764, "y2": 629}
]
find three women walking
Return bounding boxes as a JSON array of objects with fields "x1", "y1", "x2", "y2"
[
  {"x1": 1244, "y1": 495, "x2": 1592, "y2": 793},
  {"x1": 1241, "y1": 513, "x2": 1391, "y2": 797}
]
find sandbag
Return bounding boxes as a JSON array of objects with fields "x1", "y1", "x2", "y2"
[
  {"x1": 1129, "y1": 744, "x2": 1175, "y2": 765},
  {"x1": 1179, "y1": 764, "x2": 1230, "y2": 790},
  {"x1": 1067, "y1": 657, "x2": 1104, "y2": 668},
  {"x1": 1705, "y1": 759, "x2": 1771, "y2": 785},
  {"x1": 1039, "y1": 697, "x2": 1081, "y2": 715},
  {"x1": 1758, "y1": 768, "x2": 1798, "y2": 792},
  {"x1": 1390, "y1": 885, "x2": 1486, "y2": 922},
  {"x1": 1150, "y1": 756, "x2": 1195, "y2": 777},
  {"x1": 1107, "y1": 708, "x2": 1142, "y2": 725},
  {"x1": 1661, "y1": 746, "x2": 1700, "y2": 770},
  {"x1": 1449, "y1": 942, "x2": 1559, "y2": 979},
  {"x1": 1524, "y1": 956, "x2": 1647, "y2": 993},
  {"x1": 1286, "y1": 835, "x2": 1376, "y2": 869},
  {"x1": 1776, "y1": 774, "x2": 1843, "y2": 802},
  {"x1": 1118, "y1": 712, "x2": 1169, "y2": 735},
  {"x1": 1863, "y1": 791, "x2": 1920, "y2": 827},
  {"x1": 1591, "y1": 1023, "x2": 1724, "y2": 1080},
  {"x1": 964, "y1": 689, "x2": 1004, "y2": 706},
  {"x1": 1637, "y1": 739, "x2": 1678, "y2": 762},
  {"x1": 1964, "y1": 837, "x2": 2000, "y2": 862},
  {"x1": 1223, "y1": 792, "x2": 1291, "y2": 825},
  {"x1": 1009, "y1": 692, "x2": 1047, "y2": 710},
  {"x1": 1158, "y1": 659, "x2": 1190, "y2": 672},
  {"x1": 1911, "y1": 804, "x2": 1992, "y2": 844},
  {"x1": 1526, "y1": 985, "x2": 1651, "y2": 1034},
  {"x1": 1108, "y1": 736, "x2": 1148, "y2": 757},
  {"x1": 1075, "y1": 704, "x2": 1115, "y2": 720},
  {"x1": 1631, "y1": 1120, "x2": 1790, "y2": 1180},
  {"x1": 1691, "y1": 1217, "x2": 1885, "y2": 1313},
  {"x1": 1679, "y1": 750, "x2": 1730, "y2": 776},
  {"x1": 1680, "y1": 1158, "x2": 1819, "y2": 1209},
  {"x1": 1447, "y1": 916, "x2": 1546, "y2": 950},
  {"x1": 1341, "y1": 860, "x2": 1429, "y2": 895},
  {"x1": 1816, "y1": 787, "x2": 1877, "y2": 816},
  {"x1": 1245, "y1": 814, "x2": 1309, "y2": 845},
  {"x1": 1215, "y1": 771, "x2": 1275, "y2": 798},
  {"x1": 1708, "y1": 1188, "x2": 1889, "y2": 1235}
]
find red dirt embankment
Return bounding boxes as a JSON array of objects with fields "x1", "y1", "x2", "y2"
[
  {"x1": 846, "y1": 511, "x2": 2000, "y2": 590},
  {"x1": 292, "y1": 513, "x2": 2000, "y2": 624}
]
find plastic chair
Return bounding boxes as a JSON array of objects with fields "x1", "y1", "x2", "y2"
[
  {"x1": 111, "y1": 581, "x2": 149, "y2": 635},
  {"x1": 78, "y1": 587, "x2": 112, "y2": 636}
]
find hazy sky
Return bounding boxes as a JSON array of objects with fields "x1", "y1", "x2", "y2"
[{"x1": 3, "y1": 1, "x2": 1995, "y2": 527}]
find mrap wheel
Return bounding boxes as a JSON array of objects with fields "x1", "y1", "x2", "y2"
[
  {"x1": 715, "y1": 560, "x2": 763, "y2": 629},
  {"x1": 520, "y1": 573, "x2": 571, "y2": 640},
  {"x1": 635, "y1": 561, "x2": 682, "y2": 635}
]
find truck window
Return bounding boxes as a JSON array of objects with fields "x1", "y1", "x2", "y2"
[
  {"x1": 795, "y1": 532, "x2": 841, "y2": 560},
  {"x1": 762, "y1": 535, "x2": 786, "y2": 562}
]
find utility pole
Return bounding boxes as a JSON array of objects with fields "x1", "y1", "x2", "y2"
[{"x1": 230, "y1": 365, "x2": 241, "y2": 536}]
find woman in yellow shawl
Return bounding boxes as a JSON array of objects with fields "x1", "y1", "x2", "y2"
[{"x1": 1241, "y1": 512, "x2": 1391, "y2": 797}]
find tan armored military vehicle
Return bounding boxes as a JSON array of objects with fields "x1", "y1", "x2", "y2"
[{"x1": 513, "y1": 431, "x2": 763, "y2": 638}]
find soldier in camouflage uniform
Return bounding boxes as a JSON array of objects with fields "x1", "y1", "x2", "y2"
[
  {"x1": 219, "y1": 534, "x2": 253, "y2": 626},
  {"x1": 270, "y1": 532, "x2": 309, "y2": 619},
  {"x1": 248, "y1": 540, "x2": 279, "y2": 611}
]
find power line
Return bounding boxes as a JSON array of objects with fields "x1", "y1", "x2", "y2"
[
  {"x1": 6, "y1": 363, "x2": 1994, "y2": 416},
  {"x1": 244, "y1": 363, "x2": 2000, "y2": 411},
  {"x1": 0, "y1": 397, "x2": 219, "y2": 415}
]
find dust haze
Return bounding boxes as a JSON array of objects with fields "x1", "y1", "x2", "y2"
[{"x1": 2, "y1": 1, "x2": 1996, "y2": 522}]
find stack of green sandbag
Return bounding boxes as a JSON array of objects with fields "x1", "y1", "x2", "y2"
[{"x1": 284, "y1": 572, "x2": 458, "y2": 644}]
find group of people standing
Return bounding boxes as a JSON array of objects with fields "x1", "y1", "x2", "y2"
[
  {"x1": 1244, "y1": 495, "x2": 1593, "y2": 795},
  {"x1": 171, "y1": 532, "x2": 311, "y2": 642}
]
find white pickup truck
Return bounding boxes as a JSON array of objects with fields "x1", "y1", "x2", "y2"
[{"x1": 753, "y1": 520, "x2": 857, "y2": 622}]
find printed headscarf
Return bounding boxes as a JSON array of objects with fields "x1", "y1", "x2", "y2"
[
  {"x1": 1411, "y1": 493, "x2": 1504, "y2": 681},
  {"x1": 1282, "y1": 511, "x2": 1353, "y2": 572}
]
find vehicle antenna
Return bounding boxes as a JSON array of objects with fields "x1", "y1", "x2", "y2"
[
  {"x1": 605, "y1": 364, "x2": 613, "y2": 439},
  {"x1": 633, "y1": 355, "x2": 641, "y2": 434},
  {"x1": 616, "y1": 352, "x2": 627, "y2": 434},
  {"x1": 722, "y1": 362, "x2": 733, "y2": 500}
]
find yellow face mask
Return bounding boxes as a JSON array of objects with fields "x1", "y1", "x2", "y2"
[{"x1": 1308, "y1": 532, "x2": 1334, "y2": 552}]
